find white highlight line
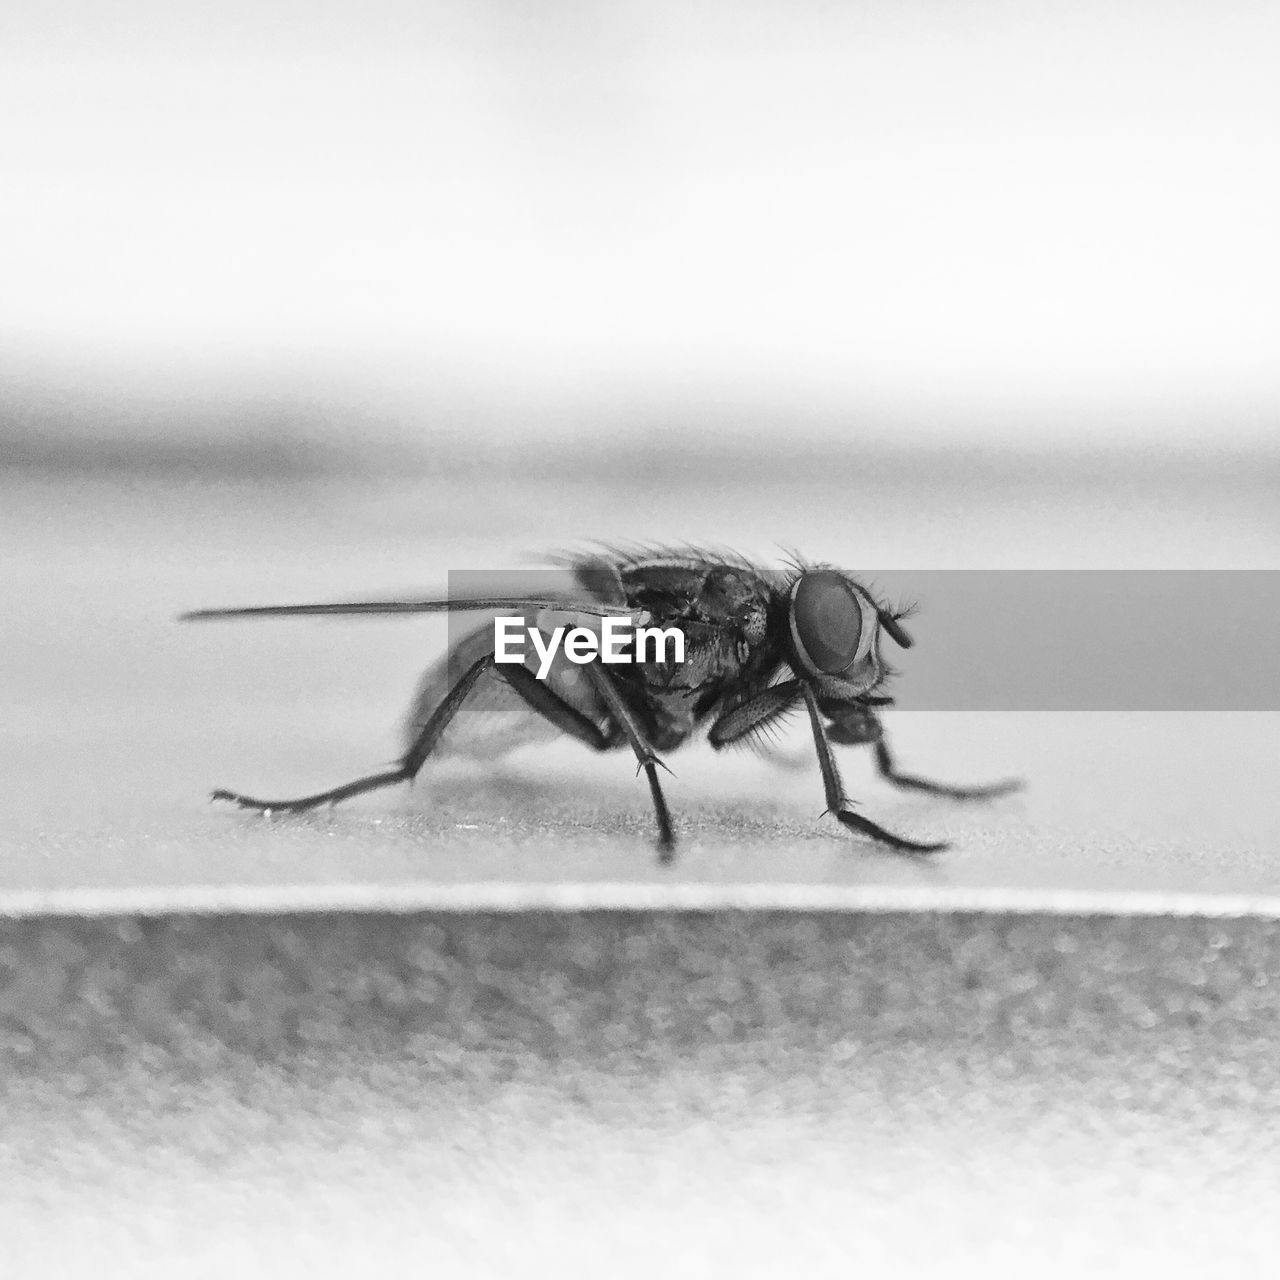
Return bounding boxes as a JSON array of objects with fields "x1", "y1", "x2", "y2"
[{"x1": 4, "y1": 882, "x2": 1280, "y2": 920}]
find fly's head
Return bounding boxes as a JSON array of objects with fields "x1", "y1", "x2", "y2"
[{"x1": 784, "y1": 569, "x2": 913, "y2": 701}]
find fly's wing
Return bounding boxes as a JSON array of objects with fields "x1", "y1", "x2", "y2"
[
  {"x1": 401, "y1": 621, "x2": 562, "y2": 760},
  {"x1": 180, "y1": 568, "x2": 635, "y2": 623},
  {"x1": 570, "y1": 555, "x2": 628, "y2": 608},
  {"x1": 401, "y1": 606, "x2": 618, "y2": 761},
  {"x1": 181, "y1": 564, "x2": 634, "y2": 762}
]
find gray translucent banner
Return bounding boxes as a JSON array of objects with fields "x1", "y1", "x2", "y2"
[{"x1": 446, "y1": 569, "x2": 1280, "y2": 710}]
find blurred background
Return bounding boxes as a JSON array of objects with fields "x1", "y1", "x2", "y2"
[{"x1": 3, "y1": 0, "x2": 1278, "y2": 467}]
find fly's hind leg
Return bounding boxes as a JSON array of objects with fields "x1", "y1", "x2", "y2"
[
  {"x1": 501, "y1": 659, "x2": 675, "y2": 861},
  {"x1": 582, "y1": 664, "x2": 677, "y2": 861},
  {"x1": 212, "y1": 653, "x2": 497, "y2": 813},
  {"x1": 873, "y1": 738, "x2": 1023, "y2": 801},
  {"x1": 499, "y1": 662, "x2": 613, "y2": 752}
]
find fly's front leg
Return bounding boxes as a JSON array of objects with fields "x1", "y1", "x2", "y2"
[
  {"x1": 583, "y1": 664, "x2": 677, "y2": 861},
  {"x1": 801, "y1": 685, "x2": 947, "y2": 855},
  {"x1": 707, "y1": 680, "x2": 803, "y2": 748},
  {"x1": 828, "y1": 705, "x2": 1021, "y2": 801},
  {"x1": 212, "y1": 653, "x2": 497, "y2": 813},
  {"x1": 874, "y1": 738, "x2": 1023, "y2": 801}
]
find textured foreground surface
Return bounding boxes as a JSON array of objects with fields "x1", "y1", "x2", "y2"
[{"x1": 4, "y1": 911, "x2": 1280, "y2": 1277}]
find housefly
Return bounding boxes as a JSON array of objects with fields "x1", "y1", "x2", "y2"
[{"x1": 182, "y1": 548, "x2": 1020, "y2": 862}]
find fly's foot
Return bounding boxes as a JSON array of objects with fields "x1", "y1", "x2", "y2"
[
  {"x1": 889, "y1": 775, "x2": 1023, "y2": 802},
  {"x1": 211, "y1": 788, "x2": 317, "y2": 815},
  {"x1": 952, "y1": 777, "x2": 1024, "y2": 801},
  {"x1": 834, "y1": 808, "x2": 949, "y2": 855}
]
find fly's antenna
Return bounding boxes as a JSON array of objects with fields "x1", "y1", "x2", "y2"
[{"x1": 878, "y1": 605, "x2": 916, "y2": 649}]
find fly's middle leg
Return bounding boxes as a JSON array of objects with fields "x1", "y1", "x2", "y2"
[
  {"x1": 584, "y1": 664, "x2": 677, "y2": 861},
  {"x1": 499, "y1": 661, "x2": 612, "y2": 752}
]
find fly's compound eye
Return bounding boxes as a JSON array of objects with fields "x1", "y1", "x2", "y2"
[{"x1": 790, "y1": 571, "x2": 873, "y2": 675}]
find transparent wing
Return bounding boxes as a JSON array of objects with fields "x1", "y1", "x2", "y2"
[
  {"x1": 401, "y1": 618, "x2": 612, "y2": 761},
  {"x1": 181, "y1": 592, "x2": 632, "y2": 622}
]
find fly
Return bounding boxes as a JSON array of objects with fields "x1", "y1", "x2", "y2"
[{"x1": 181, "y1": 548, "x2": 1021, "y2": 863}]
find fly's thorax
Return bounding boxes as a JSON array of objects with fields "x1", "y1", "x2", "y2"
[
  {"x1": 635, "y1": 622, "x2": 742, "y2": 691},
  {"x1": 497, "y1": 606, "x2": 685, "y2": 684},
  {"x1": 647, "y1": 564, "x2": 772, "y2": 687},
  {"x1": 697, "y1": 565, "x2": 772, "y2": 631},
  {"x1": 531, "y1": 605, "x2": 635, "y2": 635},
  {"x1": 528, "y1": 607, "x2": 647, "y2": 657}
]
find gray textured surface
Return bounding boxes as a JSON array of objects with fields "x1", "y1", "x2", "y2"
[{"x1": 4, "y1": 911, "x2": 1280, "y2": 1277}]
